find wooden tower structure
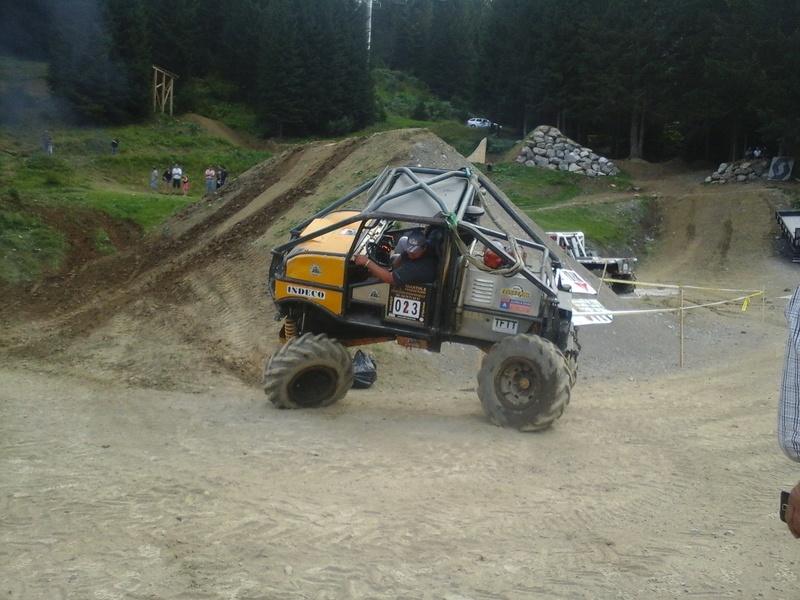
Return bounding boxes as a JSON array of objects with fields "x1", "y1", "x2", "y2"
[{"x1": 152, "y1": 65, "x2": 178, "y2": 116}]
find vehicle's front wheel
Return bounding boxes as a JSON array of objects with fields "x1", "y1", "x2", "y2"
[
  {"x1": 263, "y1": 333, "x2": 354, "y2": 409},
  {"x1": 477, "y1": 334, "x2": 571, "y2": 431}
]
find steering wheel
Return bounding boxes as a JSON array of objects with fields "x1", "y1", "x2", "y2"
[{"x1": 366, "y1": 240, "x2": 393, "y2": 268}]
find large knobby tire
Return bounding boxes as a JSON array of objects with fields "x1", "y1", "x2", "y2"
[
  {"x1": 611, "y1": 273, "x2": 636, "y2": 295},
  {"x1": 263, "y1": 333, "x2": 354, "y2": 409},
  {"x1": 477, "y1": 334, "x2": 571, "y2": 432},
  {"x1": 565, "y1": 353, "x2": 579, "y2": 388}
]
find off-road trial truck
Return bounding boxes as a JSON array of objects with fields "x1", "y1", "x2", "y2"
[
  {"x1": 264, "y1": 166, "x2": 609, "y2": 431},
  {"x1": 547, "y1": 231, "x2": 637, "y2": 294}
]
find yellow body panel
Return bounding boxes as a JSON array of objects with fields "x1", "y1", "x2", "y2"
[
  {"x1": 300, "y1": 211, "x2": 361, "y2": 251},
  {"x1": 274, "y1": 280, "x2": 344, "y2": 315},
  {"x1": 284, "y1": 211, "x2": 360, "y2": 286},
  {"x1": 274, "y1": 212, "x2": 360, "y2": 316},
  {"x1": 286, "y1": 254, "x2": 347, "y2": 287}
]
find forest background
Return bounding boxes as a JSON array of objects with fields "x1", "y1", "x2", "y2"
[{"x1": 2, "y1": 0, "x2": 800, "y2": 163}]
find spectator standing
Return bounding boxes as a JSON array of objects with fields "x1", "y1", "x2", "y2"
[
  {"x1": 111, "y1": 137, "x2": 120, "y2": 155},
  {"x1": 778, "y1": 285, "x2": 800, "y2": 538},
  {"x1": 171, "y1": 163, "x2": 183, "y2": 193},
  {"x1": 150, "y1": 167, "x2": 159, "y2": 191},
  {"x1": 218, "y1": 165, "x2": 228, "y2": 188},
  {"x1": 204, "y1": 165, "x2": 217, "y2": 194},
  {"x1": 43, "y1": 130, "x2": 53, "y2": 154},
  {"x1": 162, "y1": 167, "x2": 172, "y2": 192},
  {"x1": 182, "y1": 174, "x2": 190, "y2": 196}
]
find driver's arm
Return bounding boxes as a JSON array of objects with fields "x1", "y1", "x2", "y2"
[{"x1": 353, "y1": 254, "x2": 395, "y2": 285}]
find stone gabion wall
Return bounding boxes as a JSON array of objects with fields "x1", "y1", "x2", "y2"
[
  {"x1": 515, "y1": 125, "x2": 621, "y2": 177},
  {"x1": 703, "y1": 159, "x2": 770, "y2": 184}
]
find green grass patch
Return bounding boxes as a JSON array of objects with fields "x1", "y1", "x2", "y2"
[
  {"x1": 525, "y1": 201, "x2": 647, "y2": 247},
  {"x1": 93, "y1": 228, "x2": 116, "y2": 255},
  {"x1": 0, "y1": 207, "x2": 66, "y2": 282},
  {"x1": 477, "y1": 161, "x2": 643, "y2": 248},
  {"x1": 13, "y1": 155, "x2": 80, "y2": 190},
  {"x1": 488, "y1": 162, "x2": 584, "y2": 208},
  {"x1": 69, "y1": 189, "x2": 194, "y2": 231},
  {"x1": 9, "y1": 117, "x2": 271, "y2": 188},
  {"x1": 0, "y1": 113, "x2": 272, "y2": 281},
  {"x1": 784, "y1": 185, "x2": 800, "y2": 209}
]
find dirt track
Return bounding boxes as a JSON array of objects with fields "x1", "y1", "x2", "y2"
[{"x1": 2, "y1": 129, "x2": 800, "y2": 598}]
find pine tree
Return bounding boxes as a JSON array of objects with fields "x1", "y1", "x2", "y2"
[
  {"x1": 257, "y1": 0, "x2": 374, "y2": 137},
  {"x1": 103, "y1": 0, "x2": 151, "y2": 119},
  {"x1": 48, "y1": 0, "x2": 148, "y2": 123}
]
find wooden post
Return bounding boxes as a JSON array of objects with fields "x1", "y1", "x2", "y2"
[
  {"x1": 679, "y1": 285, "x2": 684, "y2": 367},
  {"x1": 600, "y1": 263, "x2": 609, "y2": 301}
]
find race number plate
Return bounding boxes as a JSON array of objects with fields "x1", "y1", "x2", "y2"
[
  {"x1": 389, "y1": 296, "x2": 423, "y2": 321},
  {"x1": 492, "y1": 317, "x2": 518, "y2": 335}
]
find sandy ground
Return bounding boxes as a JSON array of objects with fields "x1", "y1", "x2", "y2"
[{"x1": 2, "y1": 130, "x2": 800, "y2": 599}]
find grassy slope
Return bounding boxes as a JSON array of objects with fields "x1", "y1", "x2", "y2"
[
  {"x1": 0, "y1": 59, "x2": 643, "y2": 284},
  {"x1": 0, "y1": 114, "x2": 272, "y2": 282}
]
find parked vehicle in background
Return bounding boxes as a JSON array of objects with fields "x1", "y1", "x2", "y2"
[
  {"x1": 547, "y1": 231, "x2": 637, "y2": 294},
  {"x1": 466, "y1": 117, "x2": 496, "y2": 129}
]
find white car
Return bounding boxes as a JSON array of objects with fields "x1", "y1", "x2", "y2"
[{"x1": 466, "y1": 117, "x2": 494, "y2": 128}]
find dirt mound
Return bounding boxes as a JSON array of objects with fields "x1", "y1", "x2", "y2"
[
  {"x1": 615, "y1": 157, "x2": 693, "y2": 180},
  {"x1": 617, "y1": 161, "x2": 795, "y2": 288},
  {"x1": 184, "y1": 113, "x2": 279, "y2": 152}
]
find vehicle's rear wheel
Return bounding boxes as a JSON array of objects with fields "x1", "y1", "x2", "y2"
[
  {"x1": 477, "y1": 334, "x2": 571, "y2": 431},
  {"x1": 263, "y1": 333, "x2": 354, "y2": 409}
]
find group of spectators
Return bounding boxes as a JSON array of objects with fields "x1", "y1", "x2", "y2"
[
  {"x1": 150, "y1": 163, "x2": 228, "y2": 196},
  {"x1": 203, "y1": 164, "x2": 228, "y2": 194},
  {"x1": 42, "y1": 131, "x2": 230, "y2": 199}
]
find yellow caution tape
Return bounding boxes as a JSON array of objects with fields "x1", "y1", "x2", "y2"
[{"x1": 586, "y1": 277, "x2": 765, "y2": 317}]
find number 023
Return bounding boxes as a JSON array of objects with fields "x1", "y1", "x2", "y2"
[{"x1": 391, "y1": 297, "x2": 421, "y2": 318}]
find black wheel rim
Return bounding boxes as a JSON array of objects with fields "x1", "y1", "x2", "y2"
[
  {"x1": 495, "y1": 358, "x2": 541, "y2": 411},
  {"x1": 289, "y1": 366, "x2": 338, "y2": 407}
]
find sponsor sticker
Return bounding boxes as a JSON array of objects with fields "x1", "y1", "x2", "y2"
[
  {"x1": 572, "y1": 298, "x2": 612, "y2": 325},
  {"x1": 557, "y1": 269, "x2": 597, "y2": 295},
  {"x1": 492, "y1": 317, "x2": 518, "y2": 335},
  {"x1": 500, "y1": 297, "x2": 531, "y2": 313},
  {"x1": 286, "y1": 285, "x2": 326, "y2": 299},
  {"x1": 500, "y1": 285, "x2": 531, "y2": 298}
]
